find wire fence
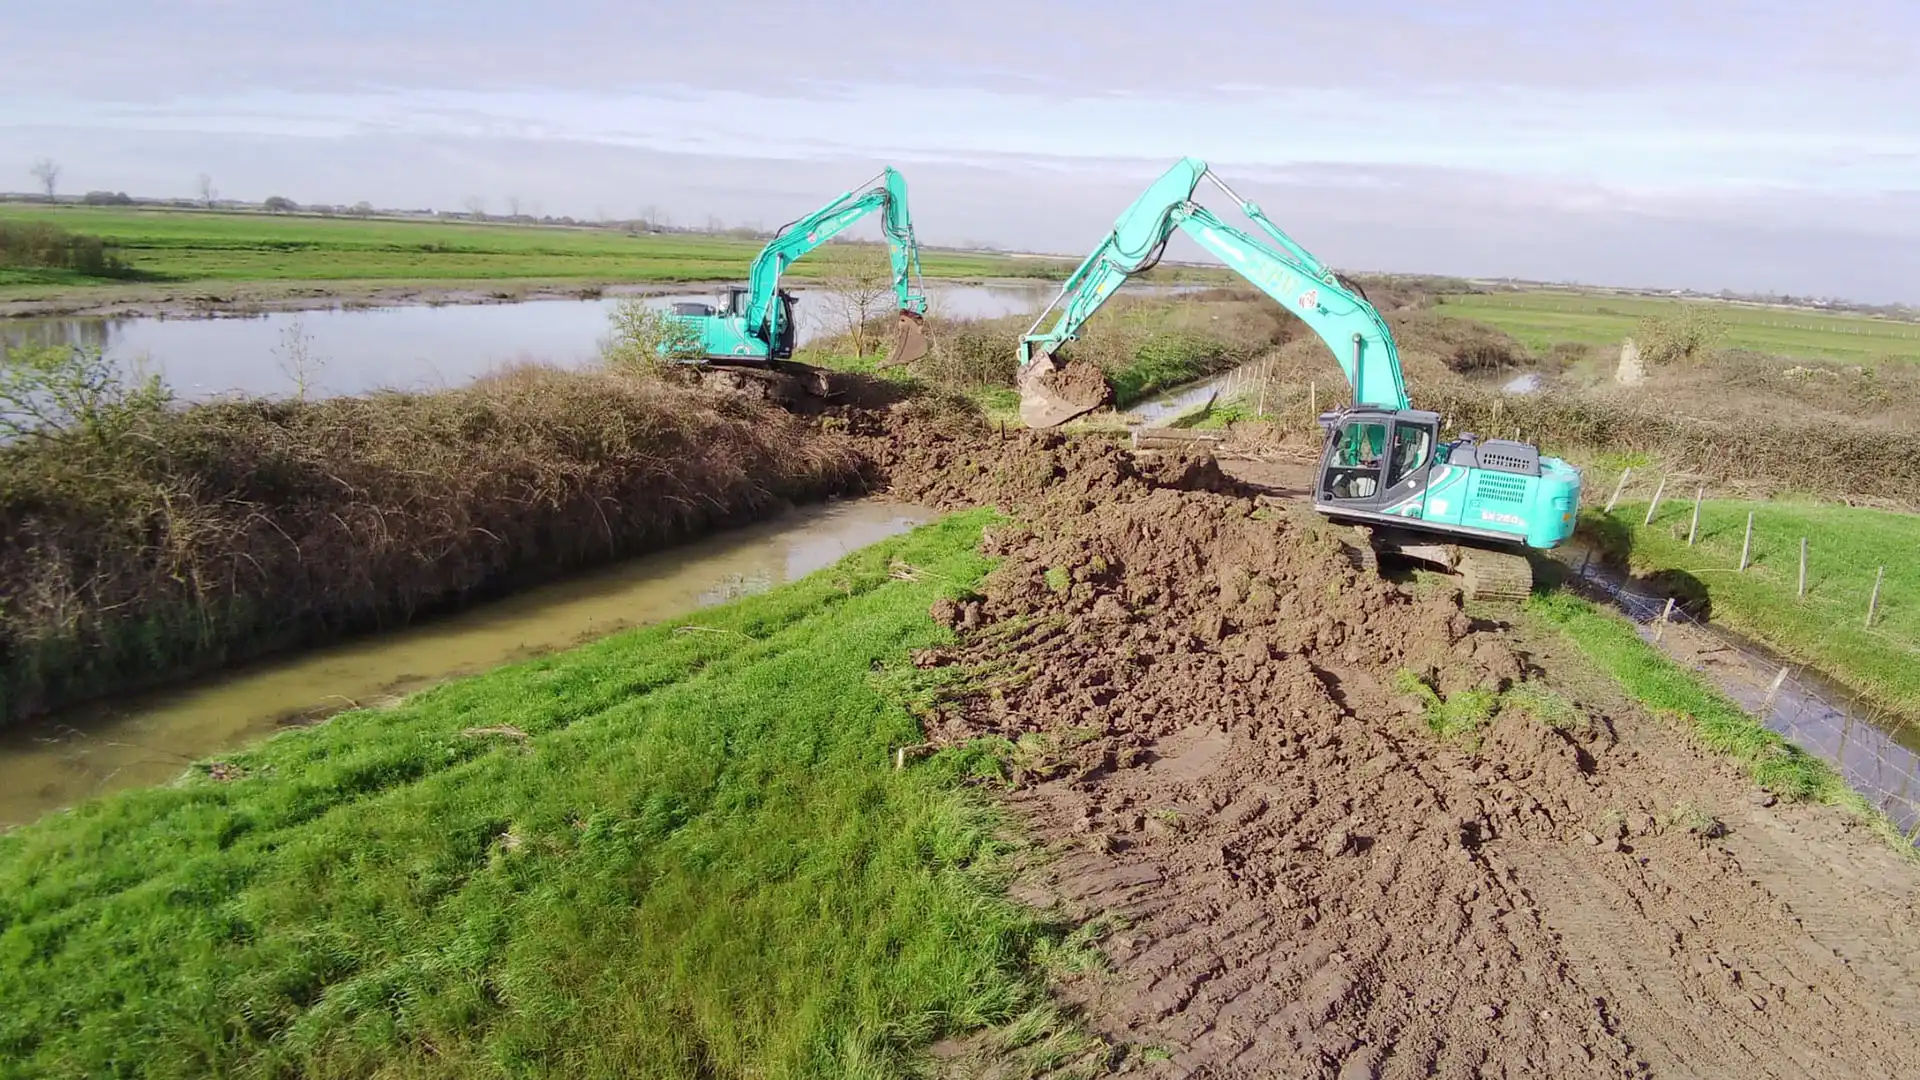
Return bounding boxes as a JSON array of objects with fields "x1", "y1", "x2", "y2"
[{"x1": 1553, "y1": 542, "x2": 1920, "y2": 842}]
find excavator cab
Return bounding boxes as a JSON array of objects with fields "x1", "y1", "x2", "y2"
[{"x1": 1317, "y1": 409, "x2": 1438, "y2": 513}]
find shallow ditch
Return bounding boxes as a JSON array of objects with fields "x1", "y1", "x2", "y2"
[{"x1": 0, "y1": 498, "x2": 934, "y2": 828}]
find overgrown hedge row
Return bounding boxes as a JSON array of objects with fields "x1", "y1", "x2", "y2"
[{"x1": 0, "y1": 366, "x2": 865, "y2": 725}]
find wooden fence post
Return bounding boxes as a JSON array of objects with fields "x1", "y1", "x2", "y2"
[
  {"x1": 1762, "y1": 666, "x2": 1790, "y2": 717},
  {"x1": 1654, "y1": 597, "x2": 1676, "y2": 643},
  {"x1": 1868, "y1": 566, "x2": 1886, "y2": 628},
  {"x1": 1643, "y1": 476, "x2": 1667, "y2": 526},
  {"x1": 1604, "y1": 467, "x2": 1632, "y2": 514},
  {"x1": 1687, "y1": 487, "x2": 1703, "y2": 545},
  {"x1": 1738, "y1": 511, "x2": 1754, "y2": 571},
  {"x1": 1798, "y1": 537, "x2": 1808, "y2": 599}
]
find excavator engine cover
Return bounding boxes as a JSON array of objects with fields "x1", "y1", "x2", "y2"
[
  {"x1": 1016, "y1": 350, "x2": 1111, "y2": 428},
  {"x1": 879, "y1": 309, "x2": 929, "y2": 368}
]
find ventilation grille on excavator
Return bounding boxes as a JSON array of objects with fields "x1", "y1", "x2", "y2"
[
  {"x1": 1472, "y1": 474, "x2": 1529, "y2": 504},
  {"x1": 1476, "y1": 439, "x2": 1541, "y2": 476}
]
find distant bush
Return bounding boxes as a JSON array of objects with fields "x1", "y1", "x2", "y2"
[
  {"x1": 0, "y1": 221, "x2": 133, "y2": 278},
  {"x1": 1635, "y1": 305, "x2": 1727, "y2": 366},
  {"x1": 80, "y1": 190, "x2": 134, "y2": 206},
  {"x1": 263, "y1": 195, "x2": 299, "y2": 213}
]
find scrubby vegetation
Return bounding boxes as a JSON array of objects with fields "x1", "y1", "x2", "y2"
[
  {"x1": 0, "y1": 351, "x2": 864, "y2": 726},
  {"x1": 0, "y1": 220, "x2": 134, "y2": 285}
]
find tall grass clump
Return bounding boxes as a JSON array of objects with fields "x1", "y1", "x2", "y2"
[
  {"x1": 0, "y1": 220, "x2": 133, "y2": 278},
  {"x1": 0, "y1": 358, "x2": 866, "y2": 725}
]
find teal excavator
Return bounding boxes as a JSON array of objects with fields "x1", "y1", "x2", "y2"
[
  {"x1": 1015, "y1": 157, "x2": 1582, "y2": 599},
  {"x1": 664, "y1": 167, "x2": 930, "y2": 387}
]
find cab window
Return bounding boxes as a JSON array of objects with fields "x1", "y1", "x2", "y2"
[
  {"x1": 1387, "y1": 423, "x2": 1432, "y2": 488},
  {"x1": 1336, "y1": 422, "x2": 1387, "y2": 467}
]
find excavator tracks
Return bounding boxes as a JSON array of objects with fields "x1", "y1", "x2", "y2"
[
  {"x1": 1345, "y1": 523, "x2": 1534, "y2": 604},
  {"x1": 1454, "y1": 546, "x2": 1535, "y2": 603},
  {"x1": 691, "y1": 362, "x2": 832, "y2": 408}
]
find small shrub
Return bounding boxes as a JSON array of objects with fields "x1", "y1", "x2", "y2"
[
  {"x1": 603, "y1": 299, "x2": 703, "y2": 373},
  {"x1": 1504, "y1": 682, "x2": 1583, "y2": 732},
  {"x1": 1635, "y1": 306, "x2": 1727, "y2": 366},
  {"x1": 0, "y1": 221, "x2": 132, "y2": 278},
  {"x1": 0, "y1": 344, "x2": 170, "y2": 444}
]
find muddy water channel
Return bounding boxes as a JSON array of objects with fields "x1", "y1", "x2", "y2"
[
  {"x1": 1557, "y1": 544, "x2": 1920, "y2": 837},
  {"x1": 0, "y1": 281, "x2": 1063, "y2": 399},
  {"x1": 0, "y1": 499, "x2": 935, "y2": 829}
]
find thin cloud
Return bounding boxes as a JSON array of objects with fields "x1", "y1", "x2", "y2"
[{"x1": 1, "y1": 1, "x2": 1915, "y2": 299}]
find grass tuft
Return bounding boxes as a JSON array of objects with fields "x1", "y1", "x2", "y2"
[{"x1": 1395, "y1": 669, "x2": 1499, "y2": 746}]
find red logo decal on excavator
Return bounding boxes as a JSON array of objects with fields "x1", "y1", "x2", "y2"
[{"x1": 1299, "y1": 288, "x2": 1319, "y2": 310}]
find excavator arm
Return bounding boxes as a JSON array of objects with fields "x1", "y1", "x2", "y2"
[
  {"x1": 738, "y1": 167, "x2": 929, "y2": 361},
  {"x1": 1017, "y1": 156, "x2": 1408, "y2": 427}
]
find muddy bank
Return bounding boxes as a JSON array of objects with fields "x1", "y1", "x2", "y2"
[
  {"x1": 857, "y1": 411, "x2": 1920, "y2": 1077},
  {"x1": 0, "y1": 279, "x2": 738, "y2": 321},
  {"x1": 1, "y1": 366, "x2": 876, "y2": 726}
]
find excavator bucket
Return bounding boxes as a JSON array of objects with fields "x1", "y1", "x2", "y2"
[
  {"x1": 1016, "y1": 350, "x2": 1112, "y2": 428},
  {"x1": 879, "y1": 310, "x2": 928, "y2": 368}
]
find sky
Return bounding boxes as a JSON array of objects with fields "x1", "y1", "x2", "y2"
[{"x1": 3, "y1": 1, "x2": 1917, "y2": 301}]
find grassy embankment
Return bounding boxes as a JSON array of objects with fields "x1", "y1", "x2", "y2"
[
  {"x1": 1527, "y1": 591, "x2": 1909, "y2": 847},
  {"x1": 1439, "y1": 290, "x2": 1920, "y2": 366},
  {"x1": 0, "y1": 204, "x2": 1083, "y2": 294},
  {"x1": 0, "y1": 511, "x2": 1111, "y2": 1078},
  {"x1": 0, "y1": 364, "x2": 866, "y2": 728},
  {"x1": 1583, "y1": 499, "x2": 1920, "y2": 719}
]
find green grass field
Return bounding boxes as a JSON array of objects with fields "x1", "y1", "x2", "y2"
[
  {"x1": 1583, "y1": 499, "x2": 1920, "y2": 718},
  {"x1": 0, "y1": 205, "x2": 1071, "y2": 293},
  {"x1": 0, "y1": 511, "x2": 1101, "y2": 1080},
  {"x1": 1440, "y1": 291, "x2": 1920, "y2": 366}
]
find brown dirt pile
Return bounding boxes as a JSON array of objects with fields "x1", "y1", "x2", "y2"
[{"x1": 872, "y1": 408, "x2": 1920, "y2": 1078}]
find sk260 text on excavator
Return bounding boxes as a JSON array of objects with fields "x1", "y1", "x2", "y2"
[
  {"x1": 1014, "y1": 157, "x2": 1582, "y2": 600},
  {"x1": 662, "y1": 167, "x2": 931, "y2": 402}
]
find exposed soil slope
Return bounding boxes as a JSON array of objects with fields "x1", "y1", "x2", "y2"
[{"x1": 862, "y1": 405, "x2": 1920, "y2": 1079}]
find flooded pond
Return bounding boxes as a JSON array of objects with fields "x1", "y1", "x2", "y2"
[
  {"x1": 0, "y1": 281, "x2": 1062, "y2": 400},
  {"x1": 0, "y1": 499, "x2": 935, "y2": 829}
]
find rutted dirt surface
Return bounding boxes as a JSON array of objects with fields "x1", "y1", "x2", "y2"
[{"x1": 856, "y1": 403, "x2": 1920, "y2": 1079}]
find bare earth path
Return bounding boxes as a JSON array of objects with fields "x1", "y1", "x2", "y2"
[{"x1": 859, "y1": 417, "x2": 1920, "y2": 1079}]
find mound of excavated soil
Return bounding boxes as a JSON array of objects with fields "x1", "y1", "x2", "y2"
[{"x1": 856, "y1": 400, "x2": 1920, "y2": 1080}]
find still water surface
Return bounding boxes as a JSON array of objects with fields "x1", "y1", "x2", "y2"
[{"x1": 0, "y1": 282, "x2": 1060, "y2": 399}]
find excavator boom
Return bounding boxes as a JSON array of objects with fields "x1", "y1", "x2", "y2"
[
  {"x1": 1015, "y1": 157, "x2": 1582, "y2": 580},
  {"x1": 1017, "y1": 156, "x2": 1405, "y2": 426},
  {"x1": 670, "y1": 167, "x2": 929, "y2": 367}
]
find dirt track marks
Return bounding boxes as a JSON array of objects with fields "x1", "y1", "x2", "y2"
[{"x1": 872, "y1": 419, "x2": 1920, "y2": 1079}]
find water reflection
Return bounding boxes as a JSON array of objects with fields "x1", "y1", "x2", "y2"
[{"x1": 0, "y1": 282, "x2": 1059, "y2": 400}]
